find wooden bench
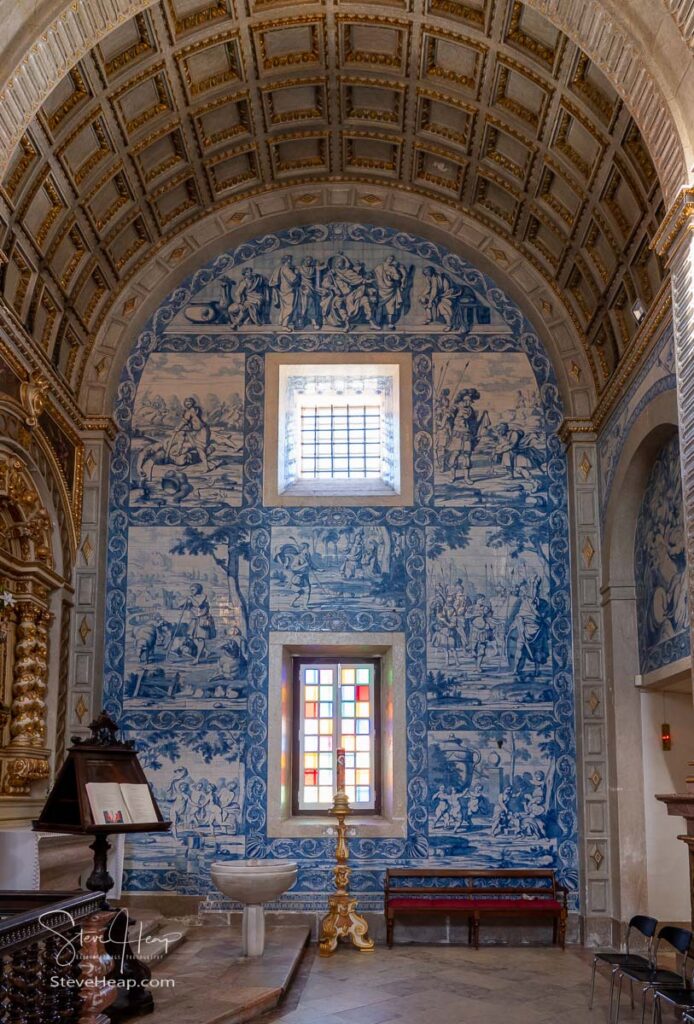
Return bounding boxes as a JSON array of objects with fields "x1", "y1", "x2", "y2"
[{"x1": 384, "y1": 867, "x2": 568, "y2": 949}]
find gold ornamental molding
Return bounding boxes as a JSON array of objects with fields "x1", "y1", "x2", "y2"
[
  {"x1": 559, "y1": 279, "x2": 673, "y2": 441},
  {"x1": 0, "y1": 752, "x2": 51, "y2": 795},
  {"x1": 0, "y1": 400, "x2": 79, "y2": 567},
  {"x1": 0, "y1": 453, "x2": 59, "y2": 796},
  {"x1": 652, "y1": 186, "x2": 694, "y2": 262}
]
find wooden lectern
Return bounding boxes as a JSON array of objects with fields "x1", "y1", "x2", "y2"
[{"x1": 34, "y1": 711, "x2": 171, "y2": 1018}]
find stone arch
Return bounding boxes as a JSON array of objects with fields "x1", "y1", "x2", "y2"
[
  {"x1": 80, "y1": 200, "x2": 595, "y2": 421},
  {"x1": 0, "y1": 0, "x2": 688, "y2": 200},
  {"x1": 599, "y1": 387, "x2": 682, "y2": 923},
  {"x1": 602, "y1": 389, "x2": 679, "y2": 589}
]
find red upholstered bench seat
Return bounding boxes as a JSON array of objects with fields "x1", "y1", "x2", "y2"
[
  {"x1": 384, "y1": 868, "x2": 568, "y2": 949},
  {"x1": 387, "y1": 896, "x2": 563, "y2": 912}
]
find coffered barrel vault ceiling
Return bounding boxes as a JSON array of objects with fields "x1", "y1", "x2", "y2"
[{"x1": 0, "y1": 0, "x2": 665, "y2": 405}]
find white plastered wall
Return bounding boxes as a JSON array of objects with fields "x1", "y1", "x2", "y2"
[
  {"x1": 601, "y1": 384, "x2": 691, "y2": 925},
  {"x1": 640, "y1": 688, "x2": 693, "y2": 921}
]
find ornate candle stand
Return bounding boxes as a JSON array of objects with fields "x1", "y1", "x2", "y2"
[{"x1": 319, "y1": 789, "x2": 374, "y2": 956}]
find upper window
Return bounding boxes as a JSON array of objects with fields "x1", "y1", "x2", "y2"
[
  {"x1": 293, "y1": 656, "x2": 380, "y2": 814},
  {"x1": 278, "y1": 362, "x2": 399, "y2": 496},
  {"x1": 300, "y1": 403, "x2": 381, "y2": 480},
  {"x1": 264, "y1": 353, "x2": 413, "y2": 506}
]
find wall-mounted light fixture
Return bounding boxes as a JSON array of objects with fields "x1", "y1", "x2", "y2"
[
  {"x1": 632, "y1": 298, "x2": 647, "y2": 325},
  {"x1": 661, "y1": 722, "x2": 672, "y2": 751}
]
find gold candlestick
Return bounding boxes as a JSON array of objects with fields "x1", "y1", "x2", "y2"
[{"x1": 319, "y1": 787, "x2": 374, "y2": 956}]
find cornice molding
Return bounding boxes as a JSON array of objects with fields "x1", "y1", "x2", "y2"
[
  {"x1": 559, "y1": 281, "x2": 673, "y2": 440},
  {"x1": 652, "y1": 186, "x2": 694, "y2": 263}
]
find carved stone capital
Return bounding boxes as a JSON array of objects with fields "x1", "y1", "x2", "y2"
[{"x1": 1, "y1": 750, "x2": 50, "y2": 795}]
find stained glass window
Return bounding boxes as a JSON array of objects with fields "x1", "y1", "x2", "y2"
[{"x1": 294, "y1": 659, "x2": 379, "y2": 812}]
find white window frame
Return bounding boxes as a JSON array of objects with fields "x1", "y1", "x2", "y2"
[
  {"x1": 267, "y1": 631, "x2": 407, "y2": 838},
  {"x1": 264, "y1": 352, "x2": 413, "y2": 507}
]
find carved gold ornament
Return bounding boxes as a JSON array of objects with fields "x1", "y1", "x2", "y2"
[
  {"x1": 319, "y1": 787, "x2": 374, "y2": 956},
  {"x1": 19, "y1": 371, "x2": 49, "y2": 427}
]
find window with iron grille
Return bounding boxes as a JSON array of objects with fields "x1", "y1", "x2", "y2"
[{"x1": 300, "y1": 404, "x2": 382, "y2": 479}]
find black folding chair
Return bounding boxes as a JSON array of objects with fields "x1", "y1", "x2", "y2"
[
  {"x1": 614, "y1": 925, "x2": 693, "y2": 1024},
  {"x1": 589, "y1": 915, "x2": 657, "y2": 1019},
  {"x1": 651, "y1": 975, "x2": 694, "y2": 1023}
]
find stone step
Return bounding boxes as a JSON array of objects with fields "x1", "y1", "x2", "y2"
[
  {"x1": 126, "y1": 913, "x2": 193, "y2": 963},
  {"x1": 146, "y1": 924, "x2": 310, "y2": 1024}
]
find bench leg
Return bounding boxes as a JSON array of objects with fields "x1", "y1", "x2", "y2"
[
  {"x1": 386, "y1": 914, "x2": 394, "y2": 949},
  {"x1": 473, "y1": 912, "x2": 480, "y2": 950},
  {"x1": 559, "y1": 910, "x2": 567, "y2": 950},
  {"x1": 467, "y1": 915, "x2": 473, "y2": 947}
]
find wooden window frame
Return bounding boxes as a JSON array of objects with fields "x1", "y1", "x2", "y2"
[{"x1": 291, "y1": 654, "x2": 382, "y2": 817}]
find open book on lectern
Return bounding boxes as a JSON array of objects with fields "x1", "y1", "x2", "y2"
[{"x1": 85, "y1": 782, "x2": 159, "y2": 826}]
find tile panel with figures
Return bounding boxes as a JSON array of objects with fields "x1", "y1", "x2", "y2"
[{"x1": 106, "y1": 224, "x2": 578, "y2": 904}]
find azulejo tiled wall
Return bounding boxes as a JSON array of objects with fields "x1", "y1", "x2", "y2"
[
  {"x1": 634, "y1": 434, "x2": 689, "y2": 675},
  {"x1": 105, "y1": 224, "x2": 578, "y2": 909}
]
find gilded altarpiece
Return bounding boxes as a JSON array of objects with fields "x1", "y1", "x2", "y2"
[{"x1": 0, "y1": 452, "x2": 56, "y2": 794}]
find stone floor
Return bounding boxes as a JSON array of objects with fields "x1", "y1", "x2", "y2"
[
  {"x1": 257, "y1": 944, "x2": 656, "y2": 1024},
  {"x1": 149, "y1": 929, "x2": 663, "y2": 1024}
]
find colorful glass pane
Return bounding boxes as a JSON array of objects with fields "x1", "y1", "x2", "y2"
[{"x1": 299, "y1": 660, "x2": 375, "y2": 810}]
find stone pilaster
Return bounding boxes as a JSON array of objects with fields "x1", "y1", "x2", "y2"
[
  {"x1": 68, "y1": 427, "x2": 114, "y2": 746},
  {"x1": 653, "y1": 187, "x2": 694, "y2": 696},
  {"x1": 563, "y1": 432, "x2": 616, "y2": 943}
]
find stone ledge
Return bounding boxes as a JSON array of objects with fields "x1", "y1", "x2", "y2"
[{"x1": 146, "y1": 923, "x2": 310, "y2": 1024}]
